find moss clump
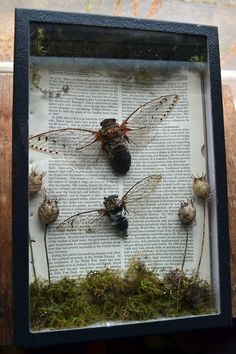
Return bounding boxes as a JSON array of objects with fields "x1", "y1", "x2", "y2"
[
  {"x1": 162, "y1": 269, "x2": 214, "y2": 316},
  {"x1": 30, "y1": 260, "x2": 215, "y2": 331}
]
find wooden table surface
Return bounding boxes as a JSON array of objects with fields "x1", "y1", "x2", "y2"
[{"x1": 0, "y1": 73, "x2": 236, "y2": 345}]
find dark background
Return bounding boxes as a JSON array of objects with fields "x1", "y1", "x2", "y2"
[{"x1": 0, "y1": 320, "x2": 236, "y2": 354}]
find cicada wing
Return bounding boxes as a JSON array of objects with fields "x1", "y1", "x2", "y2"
[
  {"x1": 29, "y1": 128, "x2": 100, "y2": 159},
  {"x1": 121, "y1": 95, "x2": 179, "y2": 147},
  {"x1": 57, "y1": 208, "x2": 107, "y2": 232},
  {"x1": 122, "y1": 174, "x2": 162, "y2": 205}
]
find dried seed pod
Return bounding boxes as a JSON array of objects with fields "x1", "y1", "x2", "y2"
[
  {"x1": 29, "y1": 169, "x2": 46, "y2": 197},
  {"x1": 38, "y1": 197, "x2": 59, "y2": 225},
  {"x1": 178, "y1": 198, "x2": 196, "y2": 225},
  {"x1": 62, "y1": 85, "x2": 69, "y2": 93},
  {"x1": 192, "y1": 174, "x2": 211, "y2": 200}
]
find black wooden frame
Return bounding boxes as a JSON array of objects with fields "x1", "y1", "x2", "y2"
[{"x1": 13, "y1": 8, "x2": 231, "y2": 347}]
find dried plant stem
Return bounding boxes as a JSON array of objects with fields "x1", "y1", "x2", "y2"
[
  {"x1": 31, "y1": 66, "x2": 69, "y2": 97},
  {"x1": 43, "y1": 224, "x2": 51, "y2": 286},
  {"x1": 196, "y1": 199, "x2": 206, "y2": 277},
  {"x1": 33, "y1": 84, "x2": 61, "y2": 97},
  {"x1": 29, "y1": 233, "x2": 38, "y2": 288},
  {"x1": 177, "y1": 228, "x2": 189, "y2": 311}
]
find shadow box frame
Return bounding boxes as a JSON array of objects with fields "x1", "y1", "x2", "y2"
[{"x1": 13, "y1": 8, "x2": 231, "y2": 348}]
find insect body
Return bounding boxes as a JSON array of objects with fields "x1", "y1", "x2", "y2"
[
  {"x1": 103, "y1": 194, "x2": 129, "y2": 237},
  {"x1": 29, "y1": 95, "x2": 179, "y2": 175},
  {"x1": 58, "y1": 174, "x2": 162, "y2": 238},
  {"x1": 99, "y1": 118, "x2": 131, "y2": 175}
]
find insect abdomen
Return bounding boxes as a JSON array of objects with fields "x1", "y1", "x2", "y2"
[
  {"x1": 110, "y1": 213, "x2": 128, "y2": 238},
  {"x1": 108, "y1": 144, "x2": 131, "y2": 175}
]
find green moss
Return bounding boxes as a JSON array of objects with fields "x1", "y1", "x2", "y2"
[
  {"x1": 31, "y1": 27, "x2": 49, "y2": 56},
  {"x1": 30, "y1": 259, "x2": 215, "y2": 331}
]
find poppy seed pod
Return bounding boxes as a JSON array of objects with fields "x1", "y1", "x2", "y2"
[
  {"x1": 38, "y1": 197, "x2": 59, "y2": 225},
  {"x1": 29, "y1": 169, "x2": 46, "y2": 197},
  {"x1": 178, "y1": 198, "x2": 196, "y2": 225},
  {"x1": 192, "y1": 175, "x2": 211, "y2": 200}
]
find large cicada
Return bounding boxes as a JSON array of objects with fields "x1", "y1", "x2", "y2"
[
  {"x1": 57, "y1": 174, "x2": 162, "y2": 238},
  {"x1": 29, "y1": 95, "x2": 179, "y2": 175}
]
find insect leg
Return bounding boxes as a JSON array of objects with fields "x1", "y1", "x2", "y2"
[
  {"x1": 126, "y1": 136, "x2": 139, "y2": 147},
  {"x1": 96, "y1": 146, "x2": 103, "y2": 162},
  {"x1": 75, "y1": 139, "x2": 99, "y2": 151}
]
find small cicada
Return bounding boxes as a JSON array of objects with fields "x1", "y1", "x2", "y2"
[
  {"x1": 57, "y1": 174, "x2": 162, "y2": 238},
  {"x1": 29, "y1": 95, "x2": 179, "y2": 175}
]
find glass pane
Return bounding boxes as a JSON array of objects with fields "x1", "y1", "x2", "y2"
[{"x1": 28, "y1": 22, "x2": 217, "y2": 332}]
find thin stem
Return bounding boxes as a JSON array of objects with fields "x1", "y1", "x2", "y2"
[
  {"x1": 32, "y1": 67, "x2": 68, "y2": 97},
  {"x1": 29, "y1": 232, "x2": 38, "y2": 288},
  {"x1": 43, "y1": 224, "x2": 51, "y2": 286},
  {"x1": 181, "y1": 229, "x2": 189, "y2": 273},
  {"x1": 177, "y1": 228, "x2": 189, "y2": 311},
  {"x1": 196, "y1": 199, "x2": 206, "y2": 277}
]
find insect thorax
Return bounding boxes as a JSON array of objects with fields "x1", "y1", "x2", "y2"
[
  {"x1": 100, "y1": 120, "x2": 123, "y2": 139},
  {"x1": 100, "y1": 118, "x2": 117, "y2": 127},
  {"x1": 104, "y1": 195, "x2": 120, "y2": 210}
]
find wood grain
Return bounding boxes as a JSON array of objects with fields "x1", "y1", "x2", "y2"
[
  {"x1": 0, "y1": 73, "x2": 13, "y2": 344},
  {"x1": 223, "y1": 85, "x2": 236, "y2": 317}
]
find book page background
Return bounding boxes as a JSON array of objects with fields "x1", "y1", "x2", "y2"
[{"x1": 29, "y1": 58, "x2": 210, "y2": 283}]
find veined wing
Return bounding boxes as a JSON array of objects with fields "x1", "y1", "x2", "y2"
[
  {"x1": 57, "y1": 208, "x2": 107, "y2": 231},
  {"x1": 121, "y1": 95, "x2": 179, "y2": 145},
  {"x1": 29, "y1": 127, "x2": 100, "y2": 156},
  {"x1": 122, "y1": 174, "x2": 162, "y2": 205}
]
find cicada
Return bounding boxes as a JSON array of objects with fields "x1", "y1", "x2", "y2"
[
  {"x1": 57, "y1": 174, "x2": 162, "y2": 238},
  {"x1": 29, "y1": 95, "x2": 179, "y2": 175}
]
